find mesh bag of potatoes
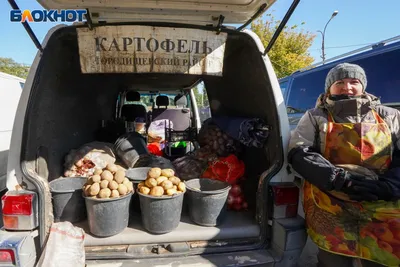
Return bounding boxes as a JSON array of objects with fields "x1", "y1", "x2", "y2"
[
  {"x1": 83, "y1": 163, "x2": 134, "y2": 199},
  {"x1": 197, "y1": 120, "x2": 241, "y2": 157},
  {"x1": 138, "y1": 168, "x2": 186, "y2": 197}
]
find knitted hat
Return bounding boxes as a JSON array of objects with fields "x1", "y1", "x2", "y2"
[{"x1": 325, "y1": 63, "x2": 367, "y2": 92}]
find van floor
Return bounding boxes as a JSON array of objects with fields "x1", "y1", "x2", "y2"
[{"x1": 77, "y1": 210, "x2": 259, "y2": 246}]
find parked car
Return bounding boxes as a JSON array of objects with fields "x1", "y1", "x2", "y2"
[
  {"x1": 1, "y1": 0, "x2": 305, "y2": 266},
  {"x1": 0, "y1": 71, "x2": 24, "y2": 193},
  {"x1": 280, "y1": 36, "x2": 400, "y2": 130}
]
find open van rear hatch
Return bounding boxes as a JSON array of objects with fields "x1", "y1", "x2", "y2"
[{"x1": 37, "y1": 0, "x2": 276, "y2": 25}]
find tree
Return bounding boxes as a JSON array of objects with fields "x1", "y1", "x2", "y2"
[
  {"x1": 0, "y1": 57, "x2": 30, "y2": 79},
  {"x1": 193, "y1": 85, "x2": 209, "y2": 108},
  {"x1": 251, "y1": 14, "x2": 316, "y2": 78}
]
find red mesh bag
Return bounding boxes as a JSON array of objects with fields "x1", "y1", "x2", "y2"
[
  {"x1": 147, "y1": 143, "x2": 163, "y2": 156},
  {"x1": 202, "y1": 154, "x2": 245, "y2": 184}
]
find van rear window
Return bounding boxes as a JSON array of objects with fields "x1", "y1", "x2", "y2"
[{"x1": 287, "y1": 47, "x2": 400, "y2": 112}]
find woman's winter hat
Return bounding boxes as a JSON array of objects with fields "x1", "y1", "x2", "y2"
[{"x1": 325, "y1": 63, "x2": 367, "y2": 92}]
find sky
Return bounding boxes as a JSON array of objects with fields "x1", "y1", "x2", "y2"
[{"x1": 1, "y1": 0, "x2": 400, "y2": 65}]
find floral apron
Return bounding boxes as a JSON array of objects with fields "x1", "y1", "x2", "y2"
[{"x1": 303, "y1": 110, "x2": 400, "y2": 266}]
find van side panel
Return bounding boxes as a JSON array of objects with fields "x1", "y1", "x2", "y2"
[
  {"x1": 0, "y1": 74, "x2": 24, "y2": 189},
  {"x1": 7, "y1": 25, "x2": 67, "y2": 191}
]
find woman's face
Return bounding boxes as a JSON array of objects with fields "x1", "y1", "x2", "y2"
[{"x1": 329, "y1": 78, "x2": 363, "y2": 96}]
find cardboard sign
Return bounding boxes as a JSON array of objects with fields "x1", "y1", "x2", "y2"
[{"x1": 77, "y1": 25, "x2": 227, "y2": 76}]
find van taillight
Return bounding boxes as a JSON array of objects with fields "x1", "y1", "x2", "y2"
[
  {"x1": 0, "y1": 249, "x2": 15, "y2": 265},
  {"x1": 272, "y1": 185, "x2": 299, "y2": 219},
  {"x1": 2, "y1": 195, "x2": 33, "y2": 215},
  {"x1": 1, "y1": 191, "x2": 38, "y2": 230}
]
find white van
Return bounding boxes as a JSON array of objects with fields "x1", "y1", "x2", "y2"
[
  {"x1": 0, "y1": 72, "x2": 24, "y2": 192},
  {"x1": 1, "y1": 1, "x2": 306, "y2": 266}
]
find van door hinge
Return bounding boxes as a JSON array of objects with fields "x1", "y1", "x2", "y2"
[
  {"x1": 215, "y1": 15, "x2": 225, "y2": 35},
  {"x1": 7, "y1": 0, "x2": 43, "y2": 53},
  {"x1": 149, "y1": 243, "x2": 191, "y2": 254},
  {"x1": 165, "y1": 242, "x2": 190, "y2": 253},
  {"x1": 85, "y1": 8, "x2": 94, "y2": 30}
]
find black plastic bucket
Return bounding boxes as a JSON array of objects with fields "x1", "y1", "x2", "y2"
[
  {"x1": 84, "y1": 192, "x2": 133, "y2": 237},
  {"x1": 126, "y1": 167, "x2": 151, "y2": 182},
  {"x1": 126, "y1": 167, "x2": 152, "y2": 213},
  {"x1": 114, "y1": 132, "x2": 149, "y2": 168},
  {"x1": 185, "y1": 178, "x2": 231, "y2": 226},
  {"x1": 49, "y1": 177, "x2": 87, "y2": 223},
  {"x1": 138, "y1": 192, "x2": 184, "y2": 234}
]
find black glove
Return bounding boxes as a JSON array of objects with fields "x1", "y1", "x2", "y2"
[
  {"x1": 369, "y1": 177, "x2": 395, "y2": 201},
  {"x1": 336, "y1": 172, "x2": 381, "y2": 201}
]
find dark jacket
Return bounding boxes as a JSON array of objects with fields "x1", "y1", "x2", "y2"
[{"x1": 288, "y1": 93, "x2": 400, "y2": 193}]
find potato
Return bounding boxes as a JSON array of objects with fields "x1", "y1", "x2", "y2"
[
  {"x1": 101, "y1": 170, "x2": 114, "y2": 181},
  {"x1": 98, "y1": 188, "x2": 111, "y2": 198},
  {"x1": 118, "y1": 184, "x2": 128, "y2": 196},
  {"x1": 166, "y1": 188, "x2": 177, "y2": 196},
  {"x1": 108, "y1": 180, "x2": 119, "y2": 190},
  {"x1": 173, "y1": 185, "x2": 178, "y2": 190},
  {"x1": 114, "y1": 170, "x2": 125, "y2": 184},
  {"x1": 161, "y1": 169, "x2": 175, "y2": 178},
  {"x1": 178, "y1": 182, "x2": 186, "y2": 192},
  {"x1": 83, "y1": 184, "x2": 91, "y2": 196},
  {"x1": 100, "y1": 180, "x2": 109, "y2": 189},
  {"x1": 137, "y1": 182, "x2": 145, "y2": 189},
  {"x1": 150, "y1": 186, "x2": 164, "y2": 196},
  {"x1": 161, "y1": 180, "x2": 173, "y2": 190},
  {"x1": 94, "y1": 168, "x2": 103, "y2": 175},
  {"x1": 123, "y1": 178, "x2": 130, "y2": 185},
  {"x1": 139, "y1": 186, "x2": 150, "y2": 195},
  {"x1": 145, "y1": 178, "x2": 157, "y2": 188},
  {"x1": 89, "y1": 182, "x2": 100, "y2": 196},
  {"x1": 148, "y1": 167, "x2": 162, "y2": 178},
  {"x1": 126, "y1": 181, "x2": 134, "y2": 192},
  {"x1": 91, "y1": 174, "x2": 101, "y2": 183},
  {"x1": 156, "y1": 176, "x2": 168, "y2": 185},
  {"x1": 106, "y1": 163, "x2": 118, "y2": 173},
  {"x1": 116, "y1": 165, "x2": 125, "y2": 171},
  {"x1": 75, "y1": 159, "x2": 83, "y2": 167},
  {"x1": 168, "y1": 176, "x2": 181, "y2": 185},
  {"x1": 111, "y1": 189, "x2": 120, "y2": 198}
]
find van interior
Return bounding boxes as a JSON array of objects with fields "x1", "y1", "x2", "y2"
[{"x1": 21, "y1": 24, "x2": 284, "y2": 257}]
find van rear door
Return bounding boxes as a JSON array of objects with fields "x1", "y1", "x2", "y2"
[{"x1": 37, "y1": 0, "x2": 276, "y2": 25}]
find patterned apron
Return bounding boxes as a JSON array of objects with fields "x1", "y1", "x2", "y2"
[{"x1": 303, "y1": 110, "x2": 400, "y2": 267}]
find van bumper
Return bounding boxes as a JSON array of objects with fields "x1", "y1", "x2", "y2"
[
  {"x1": 86, "y1": 249, "x2": 276, "y2": 267},
  {"x1": 0, "y1": 229, "x2": 38, "y2": 267}
]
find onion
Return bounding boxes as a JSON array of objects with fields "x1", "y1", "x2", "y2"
[
  {"x1": 227, "y1": 195, "x2": 235, "y2": 205},
  {"x1": 233, "y1": 203, "x2": 242, "y2": 211},
  {"x1": 234, "y1": 195, "x2": 243, "y2": 205},
  {"x1": 242, "y1": 202, "x2": 248, "y2": 209},
  {"x1": 230, "y1": 184, "x2": 242, "y2": 197}
]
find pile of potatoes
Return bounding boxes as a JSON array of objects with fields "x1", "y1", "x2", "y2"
[
  {"x1": 138, "y1": 168, "x2": 186, "y2": 197},
  {"x1": 83, "y1": 163, "x2": 134, "y2": 199}
]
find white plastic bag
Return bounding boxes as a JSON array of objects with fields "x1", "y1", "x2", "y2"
[
  {"x1": 148, "y1": 119, "x2": 173, "y2": 142},
  {"x1": 36, "y1": 222, "x2": 85, "y2": 267},
  {"x1": 64, "y1": 141, "x2": 116, "y2": 177}
]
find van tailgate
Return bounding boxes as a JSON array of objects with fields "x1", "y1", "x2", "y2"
[{"x1": 37, "y1": 0, "x2": 276, "y2": 25}]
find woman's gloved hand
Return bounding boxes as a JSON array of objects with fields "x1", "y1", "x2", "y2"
[{"x1": 336, "y1": 171, "x2": 383, "y2": 201}]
